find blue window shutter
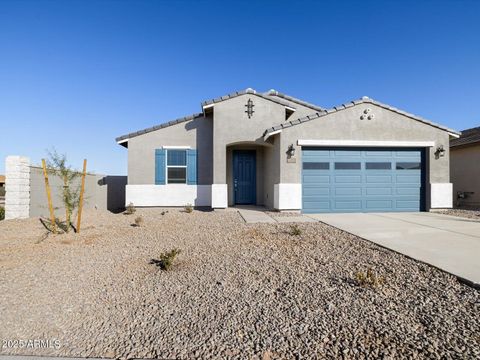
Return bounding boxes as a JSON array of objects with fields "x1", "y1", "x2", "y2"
[
  {"x1": 155, "y1": 149, "x2": 166, "y2": 185},
  {"x1": 187, "y1": 149, "x2": 197, "y2": 185}
]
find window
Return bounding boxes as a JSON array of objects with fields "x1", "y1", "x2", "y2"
[
  {"x1": 366, "y1": 162, "x2": 391, "y2": 170},
  {"x1": 303, "y1": 162, "x2": 330, "y2": 170},
  {"x1": 396, "y1": 162, "x2": 421, "y2": 170},
  {"x1": 167, "y1": 150, "x2": 187, "y2": 183},
  {"x1": 335, "y1": 162, "x2": 361, "y2": 170}
]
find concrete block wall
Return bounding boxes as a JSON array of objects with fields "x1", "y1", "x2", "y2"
[
  {"x1": 4, "y1": 155, "x2": 127, "y2": 220},
  {"x1": 5, "y1": 156, "x2": 31, "y2": 219}
]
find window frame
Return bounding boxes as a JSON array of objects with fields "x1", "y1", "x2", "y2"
[{"x1": 166, "y1": 149, "x2": 188, "y2": 184}]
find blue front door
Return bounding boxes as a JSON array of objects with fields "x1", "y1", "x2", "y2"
[{"x1": 233, "y1": 150, "x2": 256, "y2": 205}]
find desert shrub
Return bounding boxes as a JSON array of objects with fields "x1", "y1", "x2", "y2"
[
  {"x1": 154, "y1": 248, "x2": 181, "y2": 271},
  {"x1": 46, "y1": 150, "x2": 82, "y2": 233},
  {"x1": 184, "y1": 203, "x2": 193, "y2": 213},
  {"x1": 355, "y1": 268, "x2": 385, "y2": 288},
  {"x1": 125, "y1": 202, "x2": 136, "y2": 215},
  {"x1": 289, "y1": 224, "x2": 302, "y2": 236},
  {"x1": 134, "y1": 216, "x2": 143, "y2": 227},
  {"x1": 0, "y1": 206, "x2": 4, "y2": 221}
]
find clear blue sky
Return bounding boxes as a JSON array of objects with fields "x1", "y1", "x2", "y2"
[{"x1": 1, "y1": 0, "x2": 479, "y2": 175}]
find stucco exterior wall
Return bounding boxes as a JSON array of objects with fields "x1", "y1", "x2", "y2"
[
  {"x1": 277, "y1": 103, "x2": 451, "y2": 209},
  {"x1": 127, "y1": 115, "x2": 213, "y2": 185},
  {"x1": 450, "y1": 144, "x2": 480, "y2": 206},
  {"x1": 212, "y1": 94, "x2": 286, "y2": 184}
]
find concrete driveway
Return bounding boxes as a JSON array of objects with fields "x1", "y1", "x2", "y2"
[{"x1": 307, "y1": 212, "x2": 480, "y2": 288}]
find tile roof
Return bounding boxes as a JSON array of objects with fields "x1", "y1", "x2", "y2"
[
  {"x1": 264, "y1": 89, "x2": 324, "y2": 112},
  {"x1": 201, "y1": 88, "x2": 294, "y2": 108},
  {"x1": 450, "y1": 126, "x2": 480, "y2": 147},
  {"x1": 263, "y1": 97, "x2": 461, "y2": 137},
  {"x1": 115, "y1": 113, "x2": 204, "y2": 142}
]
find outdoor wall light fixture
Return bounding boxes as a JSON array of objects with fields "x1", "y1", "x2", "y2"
[
  {"x1": 287, "y1": 144, "x2": 296, "y2": 157},
  {"x1": 435, "y1": 145, "x2": 446, "y2": 158}
]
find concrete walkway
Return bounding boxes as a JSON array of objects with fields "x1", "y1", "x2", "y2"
[
  {"x1": 237, "y1": 206, "x2": 276, "y2": 223},
  {"x1": 308, "y1": 212, "x2": 480, "y2": 288},
  {"x1": 236, "y1": 206, "x2": 314, "y2": 224}
]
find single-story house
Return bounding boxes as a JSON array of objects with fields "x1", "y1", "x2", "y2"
[
  {"x1": 116, "y1": 88, "x2": 459, "y2": 213},
  {"x1": 450, "y1": 126, "x2": 480, "y2": 207}
]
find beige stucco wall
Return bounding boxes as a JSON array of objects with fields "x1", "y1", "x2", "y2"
[
  {"x1": 127, "y1": 116, "x2": 213, "y2": 185},
  {"x1": 212, "y1": 94, "x2": 287, "y2": 184},
  {"x1": 277, "y1": 103, "x2": 451, "y2": 209},
  {"x1": 451, "y1": 144, "x2": 480, "y2": 206}
]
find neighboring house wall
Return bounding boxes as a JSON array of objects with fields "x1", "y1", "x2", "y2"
[
  {"x1": 450, "y1": 144, "x2": 480, "y2": 207},
  {"x1": 277, "y1": 103, "x2": 452, "y2": 209},
  {"x1": 5, "y1": 156, "x2": 126, "y2": 219}
]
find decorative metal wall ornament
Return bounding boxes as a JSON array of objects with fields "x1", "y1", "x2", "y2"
[
  {"x1": 245, "y1": 98, "x2": 255, "y2": 118},
  {"x1": 360, "y1": 108, "x2": 375, "y2": 120}
]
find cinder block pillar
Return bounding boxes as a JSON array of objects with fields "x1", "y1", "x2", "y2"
[{"x1": 5, "y1": 156, "x2": 30, "y2": 219}]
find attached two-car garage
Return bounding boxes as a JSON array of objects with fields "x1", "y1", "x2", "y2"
[{"x1": 302, "y1": 148, "x2": 425, "y2": 213}]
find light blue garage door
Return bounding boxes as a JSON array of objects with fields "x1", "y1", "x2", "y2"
[{"x1": 302, "y1": 148, "x2": 425, "y2": 213}]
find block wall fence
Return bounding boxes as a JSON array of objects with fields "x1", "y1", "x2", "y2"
[{"x1": 4, "y1": 156, "x2": 126, "y2": 220}]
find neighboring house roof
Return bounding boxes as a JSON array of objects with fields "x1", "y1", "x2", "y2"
[
  {"x1": 116, "y1": 113, "x2": 204, "y2": 143},
  {"x1": 0, "y1": 175, "x2": 4, "y2": 184},
  {"x1": 264, "y1": 89, "x2": 324, "y2": 112},
  {"x1": 201, "y1": 88, "x2": 296, "y2": 109},
  {"x1": 264, "y1": 96, "x2": 461, "y2": 138},
  {"x1": 450, "y1": 126, "x2": 480, "y2": 148}
]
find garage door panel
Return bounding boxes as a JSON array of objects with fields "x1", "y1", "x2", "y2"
[
  {"x1": 303, "y1": 187, "x2": 330, "y2": 196},
  {"x1": 335, "y1": 175, "x2": 362, "y2": 183},
  {"x1": 396, "y1": 200, "x2": 421, "y2": 209},
  {"x1": 302, "y1": 147, "x2": 424, "y2": 213},
  {"x1": 303, "y1": 175, "x2": 330, "y2": 183},
  {"x1": 334, "y1": 200, "x2": 363, "y2": 210},
  {"x1": 366, "y1": 200, "x2": 394, "y2": 209},
  {"x1": 334, "y1": 150, "x2": 361, "y2": 156},
  {"x1": 366, "y1": 175, "x2": 392, "y2": 183},
  {"x1": 335, "y1": 187, "x2": 362, "y2": 195},
  {"x1": 396, "y1": 188, "x2": 420, "y2": 195},
  {"x1": 396, "y1": 175, "x2": 421, "y2": 183},
  {"x1": 365, "y1": 151, "x2": 393, "y2": 157},
  {"x1": 366, "y1": 187, "x2": 393, "y2": 195},
  {"x1": 303, "y1": 201, "x2": 331, "y2": 210}
]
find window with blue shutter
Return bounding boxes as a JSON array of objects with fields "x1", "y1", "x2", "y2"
[
  {"x1": 156, "y1": 148, "x2": 197, "y2": 185},
  {"x1": 155, "y1": 149, "x2": 166, "y2": 184},
  {"x1": 186, "y1": 149, "x2": 197, "y2": 185}
]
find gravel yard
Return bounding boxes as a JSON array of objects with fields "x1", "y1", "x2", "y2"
[
  {"x1": 437, "y1": 208, "x2": 480, "y2": 220},
  {"x1": 0, "y1": 208, "x2": 479, "y2": 359}
]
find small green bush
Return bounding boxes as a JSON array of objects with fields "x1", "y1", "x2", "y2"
[
  {"x1": 155, "y1": 248, "x2": 181, "y2": 271},
  {"x1": 184, "y1": 204, "x2": 193, "y2": 213},
  {"x1": 355, "y1": 268, "x2": 385, "y2": 288},
  {"x1": 124, "y1": 202, "x2": 136, "y2": 215},
  {"x1": 289, "y1": 224, "x2": 302, "y2": 236},
  {"x1": 0, "y1": 206, "x2": 4, "y2": 221}
]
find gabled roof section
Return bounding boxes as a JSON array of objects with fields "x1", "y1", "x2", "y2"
[
  {"x1": 263, "y1": 97, "x2": 461, "y2": 138},
  {"x1": 115, "y1": 113, "x2": 204, "y2": 145},
  {"x1": 450, "y1": 126, "x2": 480, "y2": 148},
  {"x1": 264, "y1": 89, "x2": 324, "y2": 112},
  {"x1": 201, "y1": 88, "x2": 295, "y2": 110}
]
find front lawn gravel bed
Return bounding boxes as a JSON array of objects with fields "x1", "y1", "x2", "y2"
[{"x1": 0, "y1": 209, "x2": 479, "y2": 359}]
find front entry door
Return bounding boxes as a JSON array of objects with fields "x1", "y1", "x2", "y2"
[{"x1": 233, "y1": 150, "x2": 256, "y2": 205}]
